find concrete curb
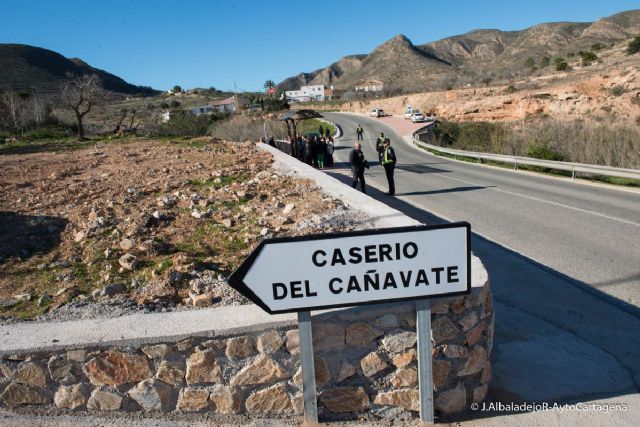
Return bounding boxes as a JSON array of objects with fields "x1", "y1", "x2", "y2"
[{"x1": 0, "y1": 143, "x2": 487, "y2": 356}]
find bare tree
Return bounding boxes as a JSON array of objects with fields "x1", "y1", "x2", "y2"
[
  {"x1": 59, "y1": 73, "x2": 103, "y2": 140},
  {"x1": 0, "y1": 91, "x2": 29, "y2": 137}
]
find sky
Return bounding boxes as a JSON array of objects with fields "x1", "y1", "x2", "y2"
[{"x1": 1, "y1": 0, "x2": 639, "y2": 92}]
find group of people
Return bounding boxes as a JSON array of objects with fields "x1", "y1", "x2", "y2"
[
  {"x1": 350, "y1": 128, "x2": 396, "y2": 196},
  {"x1": 262, "y1": 123, "x2": 397, "y2": 196},
  {"x1": 289, "y1": 134, "x2": 335, "y2": 169}
]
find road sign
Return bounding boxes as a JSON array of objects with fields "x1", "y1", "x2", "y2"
[{"x1": 228, "y1": 223, "x2": 471, "y2": 314}]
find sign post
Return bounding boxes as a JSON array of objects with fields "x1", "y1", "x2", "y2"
[
  {"x1": 297, "y1": 310, "x2": 318, "y2": 423},
  {"x1": 229, "y1": 223, "x2": 471, "y2": 423}
]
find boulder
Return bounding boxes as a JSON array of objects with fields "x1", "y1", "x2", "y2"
[
  {"x1": 245, "y1": 382, "x2": 292, "y2": 414},
  {"x1": 320, "y1": 387, "x2": 370, "y2": 412},
  {"x1": 374, "y1": 390, "x2": 420, "y2": 412},
  {"x1": 381, "y1": 331, "x2": 417, "y2": 353},
  {"x1": 0, "y1": 382, "x2": 50, "y2": 407},
  {"x1": 434, "y1": 382, "x2": 466, "y2": 414},
  {"x1": 209, "y1": 385, "x2": 242, "y2": 414},
  {"x1": 53, "y1": 384, "x2": 89, "y2": 410},
  {"x1": 127, "y1": 379, "x2": 172, "y2": 411},
  {"x1": 360, "y1": 352, "x2": 388, "y2": 377},
  {"x1": 230, "y1": 354, "x2": 289, "y2": 386},
  {"x1": 256, "y1": 330, "x2": 284, "y2": 354},
  {"x1": 14, "y1": 362, "x2": 47, "y2": 387},
  {"x1": 87, "y1": 389, "x2": 123, "y2": 411},
  {"x1": 156, "y1": 361, "x2": 185, "y2": 386},
  {"x1": 177, "y1": 387, "x2": 210, "y2": 412},
  {"x1": 186, "y1": 350, "x2": 222, "y2": 385},
  {"x1": 345, "y1": 322, "x2": 383, "y2": 346}
]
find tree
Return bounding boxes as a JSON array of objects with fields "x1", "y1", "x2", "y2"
[
  {"x1": 0, "y1": 91, "x2": 29, "y2": 137},
  {"x1": 172, "y1": 85, "x2": 183, "y2": 93},
  {"x1": 59, "y1": 73, "x2": 103, "y2": 140},
  {"x1": 263, "y1": 79, "x2": 276, "y2": 97}
]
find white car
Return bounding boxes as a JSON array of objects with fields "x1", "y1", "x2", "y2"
[
  {"x1": 410, "y1": 112, "x2": 427, "y2": 123},
  {"x1": 403, "y1": 107, "x2": 414, "y2": 119},
  {"x1": 370, "y1": 108, "x2": 385, "y2": 117}
]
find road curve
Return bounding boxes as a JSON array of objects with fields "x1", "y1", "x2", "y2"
[{"x1": 325, "y1": 112, "x2": 640, "y2": 309}]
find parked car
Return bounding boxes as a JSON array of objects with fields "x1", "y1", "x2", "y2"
[
  {"x1": 403, "y1": 107, "x2": 414, "y2": 119},
  {"x1": 370, "y1": 108, "x2": 385, "y2": 118},
  {"x1": 410, "y1": 112, "x2": 427, "y2": 123}
]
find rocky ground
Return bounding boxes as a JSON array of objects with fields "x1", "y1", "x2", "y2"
[
  {"x1": 313, "y1": 42, "x2": 640, "y2": 125},
  {"x1": 0, "y1": 138, "x2": 370, "y2": 322}
]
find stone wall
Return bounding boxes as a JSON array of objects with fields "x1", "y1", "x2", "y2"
[{"x1": 0, "y1": 278, "x2": 493, "y2": 421}]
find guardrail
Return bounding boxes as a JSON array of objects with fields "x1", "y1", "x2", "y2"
[{"x1": 412, "y1": 133, "x2": 640, "y2": 181}]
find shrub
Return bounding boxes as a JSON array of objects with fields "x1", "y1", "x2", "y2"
[
  {"x1": 170, "y1": 100, "x2": 181, "y2": 108},
  {"x1": 610, "y1": 85, "x2": 626, "y2": 97},
  {"x1": 209, "y1": 115, "x2": 284, "y2": 142},
  {"x1": 579, "y1": 51, "x2": 598, "y2": 66},
  {"x1": 539, "y1": 56, "x2": 550, "y2": 68},
  {"x1": 627, "y1": 36, "x2": 640, "y2": 55},
  {"x1": 591, "y1": 43, "x2": 604, "y2": 51},
  {"x1": 506, "y1": 85, "x2": 517, "y2": 93},
  {"x1": 527, "y1": 143, "x2": 565, "y2": 161},
  {"x1": 567, "y1": 52, "x2": 575, "y2": 58},
  {"x1": 555, "y1": 61, "x2": 569, "y2": 71},
  {"x1": 524, "y1": 57, "x2": 535, "y2": 68},
  {"x1": 149, "y1": 112, "x2": 227, "y2": 137}
]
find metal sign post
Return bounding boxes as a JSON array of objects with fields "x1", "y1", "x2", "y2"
[
  {"x1": 416, "y1": 299, "x2": 434, "y2": 423},
  {"x1": 228, "y1": 222, "x2": 471, "y2": 423},
  {"x1": 297, "y1": 310, "x2": 318, "y2": 423}
]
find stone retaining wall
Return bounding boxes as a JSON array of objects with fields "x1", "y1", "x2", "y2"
[{"x1": 0, "y1": 277, "x2": 493, "y2": 421}]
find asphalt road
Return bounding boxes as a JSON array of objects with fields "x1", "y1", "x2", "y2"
[{"x1": 325, "y1": 112, "x2": 640, "y2": 310}]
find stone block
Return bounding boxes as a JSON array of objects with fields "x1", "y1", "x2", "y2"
[
  {"x1": 0, "y1": 382, "x2": 50, "y2": 406},
  {"x1": 320, "y1": 387, "x2": 370, "y2": 412},
  {"x1": 381, "y1": 331, "x2": 416, "y2": 353},
  {"x1": 177, "y1": 387, "x2": 210, "y2": 412},
  {"x1": 48, "y1": 355, "x2": 81, "y2": 385},
  {"x1": 209, "y1": 385, "x2": 241, "y2": 414},
  {"x1": 433, "y1": 359, "x2": 451, "y2": 388},
  {"x1": 434, "y1": 382, "x2": 466, "y2": 414},
  {"x1": 391, "y1": 349, "x2": 416, "y2": 368},
  {"x1": 360, "y1": 352, "x2": 388, "y2": 377},
  {"x1": 458, "y1": 346, "x2": 488, "y2": 377},
  {"x1": 186, "y1": 349, "x2": 221, "y2": 385},
  {"x1": 459, "y1": 311, "x2": 479, "y2": 332},
  {"x1": 230, "y1": 354, "x2": 289, "y2": 386},
  {"x1": 127, "y1": 379, "x2": 172, "y2": 412},
  {"x1": 312, "y1": 323, "x2": 345, "y2": 352},
  {"x1": 293, "y1": 357, "x2": 331, "y2": 388},
  {"x1": 245, "y1": 383, "x2": 292, "y2": 414},
  {"x1": 54, "y1": 384, "x2": 89, "y2": 410},
  {"x1": 374, "y1": 390, "x2": 419, "y2": 412},
  {"x1": 285, "y1": 330, "x2": 300, "y2": 356},
  {"x1": 390, "y1": 368, "x2": 418, "y2": 387},
  {"x1": 141, "y1": 344, "x2": 172, "y2": 359},
  {"x1": 226, "y1": 336, "x2": 255, "y2": 359},
  {"x1": 14, "y1": 362, "x2": 47, "y2": 387},
  {"x1": 156, "y1": 360, "x2": 185, "y2": 386},
  {"x1": 465, "y1": 322, "x2": 485, "y2": 346},
  {"x1": 256, "y1": 330, "x2": 284, "y2": 354},
  {"x1": 87, "y1": 389, "x2": 123, "y2": 411},
  {"x1": 345, "y1": 322, "x2": 383, "y2": 346},
  {"x1": 336, "y1": 361, "x2": 356, "y2": 382},
  {"x1": 84, "y1": 351, "x2": 152, "y2": 387},
  {"x1": 443, "y1": 344, "x2": 469, "y2": 359},
  {"x1": 432, "y1": 317, "x2": 459, "y2": 343}
]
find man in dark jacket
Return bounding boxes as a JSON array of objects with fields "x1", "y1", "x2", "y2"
[
  {"x1": 349, "y1": 143, "x2": 369, "y2": 193},
  {"x1": 381, "y1": 138, "x2": 397, "y2": 195},
  {"x1": 376, "y1": 132, "x2": 385, "y2": 163}
]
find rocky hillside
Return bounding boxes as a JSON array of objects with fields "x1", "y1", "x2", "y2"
[
  {"x1": 278, "y1": 9, "x2": 640, "y2": 92},
  {"x1": 0, "y1": 44, "x2": 158, "y2": 96}
]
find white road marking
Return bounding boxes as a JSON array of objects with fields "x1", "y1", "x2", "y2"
[{"x1": 336, "y1": 114, "x2": 640, "y2": 229}]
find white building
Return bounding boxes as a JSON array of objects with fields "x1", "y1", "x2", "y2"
[
  {"x1": 285, "y1": 85, "x2": 326, "y2": 102},
  {"x1": 355, "y1": 79, "x2": 384, "y2": 92},
  {"x1": 208, "y1": 96, "x2": 249, "y2": 113}
]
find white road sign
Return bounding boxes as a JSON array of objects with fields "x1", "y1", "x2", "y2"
[{"x1": 228, "y1": 223, "x2": 471, "y2": 314}]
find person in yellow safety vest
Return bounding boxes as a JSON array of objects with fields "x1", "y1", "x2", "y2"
[
  {"x1": 356, "y1": 124, "x2": 364, "y2": 141},
  {"x1": 381, "y1": 138, "x2": 396, "y2": 195},
  {"x1": 376, "y1": 132, "x2": 385, "y2": 163}
]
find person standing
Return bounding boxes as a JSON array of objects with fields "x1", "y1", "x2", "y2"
[
  {"x1": 356, "y1": 124, "x2": 364, "y2": 141},
  {"x1": 317, "y1": 137, "x2": 327, "y2": 169},
  {"x1": 381, "y1": 138, "x2": 396, "y2": 195},
  {"x1": 326, "y1": 137, "x2": 334, "y2": 167},
  {"x1": 349, "y1": 142, "x2": 369, "y2": 193},
  {"x1": 376, "y1": 132, "x2": 385, "y2": 163}
]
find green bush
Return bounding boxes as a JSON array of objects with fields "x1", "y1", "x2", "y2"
[
  {"x1": 527, "y1": 143, "x2": 565, "y2": 161},
  {"x1": 591, "y1": 43, "x2": 604, "y2": 51},
  {"x1": 627, "y1": 36, "x2": 640, "y2": 55},
  {"x1": 506, "y1": 85, "x2": 517, "y2": 93},
  {"x1": 610, "y1": 85, "x2": 626, "y2": 97},
  {"x1": 22, "y1": 128, "x2": 69, "y2": 140},
  {"x1": 151, "y1": 112, "x2": 227, "y2": 137},
  {"x1": 524, "y1": 57, "x2": 535, "y2": 68},
  {"x1": 555, "y1": 61, "x2": 569, "y2": 71},
  {"x1": 579, "y1": 51, "x2": 598, "y2": 66},
  {"x1": 170, "y1": 100, "x2": 181, "y2": 108},
  {"x1": 539, "y1": 56, "x2": 550, "y2": 68}
]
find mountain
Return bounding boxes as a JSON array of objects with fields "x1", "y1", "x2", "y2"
[
  {"x1": 278, "y1": 9, "x2": 640, "y2": 92},
  {"x1": 0, "y1": 44, "x2": 158, "y2": 96}
]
